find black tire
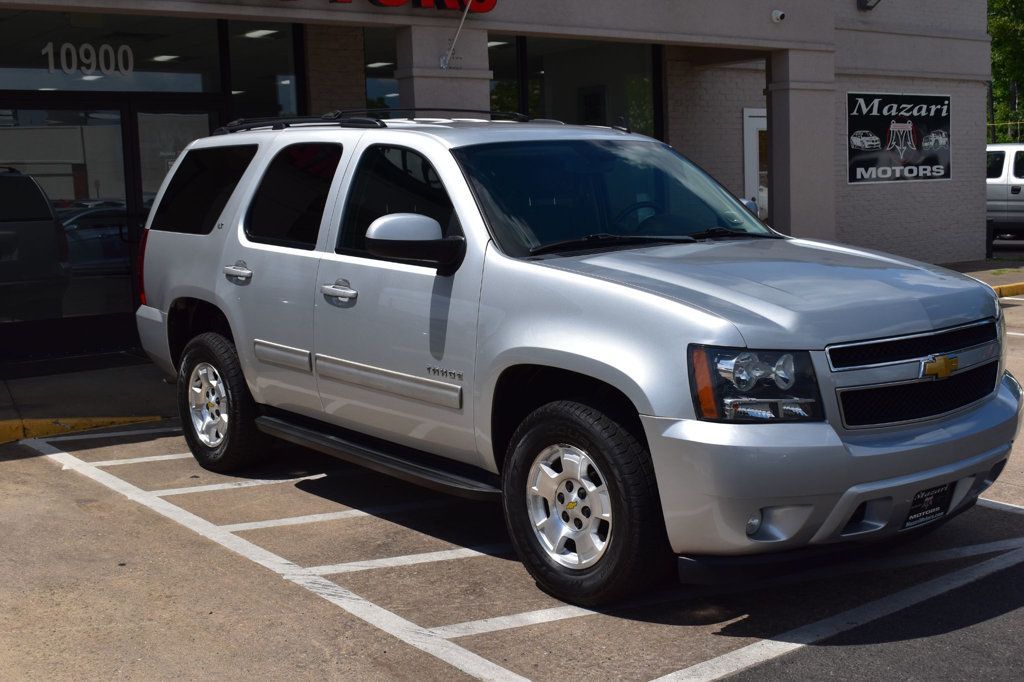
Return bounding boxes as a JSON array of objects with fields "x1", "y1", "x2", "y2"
[
  {"x1": 177, "y1": 332, "x2": 266, "y2": 473},
  {"x1": 501, "y1": 400, "x2": 673, "y2": 606}
]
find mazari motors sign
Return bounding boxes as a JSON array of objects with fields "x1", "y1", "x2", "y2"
[{"x1": 847, "y1": 93, "x2": 950, "y2": 183}]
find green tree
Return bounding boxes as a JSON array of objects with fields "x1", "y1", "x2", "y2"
[{"x1": 990, "y1": 0, "x2": 1024, "y2": 140}]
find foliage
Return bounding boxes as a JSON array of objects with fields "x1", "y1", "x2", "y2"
[{"x1": 990, "y1": 0, "x2": 1024, "y2": 140}]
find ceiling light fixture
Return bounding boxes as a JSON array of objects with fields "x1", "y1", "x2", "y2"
[
  {"x1": 81, "y1": 75, "x2": 102, "y2": 81},
  {"x1": 366, "y1": 62, "x2": 393, "y2": 69},
  {"x1": 487, "y1": 41, "x2": 508, "y2": 48},
  {"x1": 244, "y1": 29, "x2": 278, "y2": 39},
  {"x1": 151, "y1": 55, "x2": 179, "y2": 62}
]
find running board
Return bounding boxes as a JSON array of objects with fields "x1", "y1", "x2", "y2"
[{"x1": 255, "y1": 415, "x2": 501, "y2": 501}]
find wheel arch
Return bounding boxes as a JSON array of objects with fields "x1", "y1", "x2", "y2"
[
  {"x1": 485, "y1": 356, "x2": 652, "y2": 475},
  {"x1": 167, "y1": 296, "x2": 236, "y2": 370}
]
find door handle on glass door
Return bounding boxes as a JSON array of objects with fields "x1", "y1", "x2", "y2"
[
  {"x1": 321, "y1": 280, "x2": 358, "y2": 301},
  {"x1": 223, "y1": 262, "x2": 253, "y2": 280}
]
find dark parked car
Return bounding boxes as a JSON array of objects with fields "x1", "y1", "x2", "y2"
[{"x1": 0, "y1": 168, "x2": 70, "y2": 321}]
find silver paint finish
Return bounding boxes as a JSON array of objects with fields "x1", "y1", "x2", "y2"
[
  {"x1": 138, "y1": 119, "x2": 1021, "y2": 559},
  {"x1": 315, "y1": 354, "x2": 462, "y2": 410},
  {"x1": 253, "y1": 339, "x2": 312, "y2": 373}
]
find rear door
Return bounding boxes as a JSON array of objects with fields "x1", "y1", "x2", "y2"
[
  {"x1": 987, "y1": 149, "x2": 1008, "y2": 228},
  {"x1": 1008, "y1": 150, "x2": 1024, "y2": 230},
  {"x1": 217, "y1": 134, "x2": 354, "y2": 417}
]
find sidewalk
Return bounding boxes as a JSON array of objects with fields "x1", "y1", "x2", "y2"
[
  {"x1": 0, "y1": 362, "x2": 176, "y2": 443},
  {"x1": 944, "y1": 256, "x2": 1024, "y2": 296}
]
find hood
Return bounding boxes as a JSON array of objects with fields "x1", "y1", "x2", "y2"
[{"x1": 537, "y1": 238, "x2": 998, "y2": 349}]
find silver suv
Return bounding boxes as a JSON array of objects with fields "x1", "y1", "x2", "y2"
[{"x1": 139, "y1": 113, "x2": 1021, "y2": 605}]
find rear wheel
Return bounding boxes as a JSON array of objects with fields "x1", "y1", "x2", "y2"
[
  {"x1": 177, "y1": 332, "x2": 265, "y2": 473},
  {"x1": 502, "y1": 400, "x2": 672, "y2": 606}
]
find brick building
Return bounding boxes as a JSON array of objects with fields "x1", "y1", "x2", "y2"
[{"x1": 0, "y1": 0, "x2": 990, "y2": 355}]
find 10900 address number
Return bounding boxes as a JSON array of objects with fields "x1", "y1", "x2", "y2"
[{"x1": 41, "y1": 41, "x2": 134, "y2": 77}]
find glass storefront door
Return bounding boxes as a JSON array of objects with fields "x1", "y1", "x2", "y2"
[{"x1": 0, "y1": 101, "x2": 219, "y2": 360}]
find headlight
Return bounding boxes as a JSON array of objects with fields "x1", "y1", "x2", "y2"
[{"x1": 688, "y1": 345, "x2": 824, "y2": 422}]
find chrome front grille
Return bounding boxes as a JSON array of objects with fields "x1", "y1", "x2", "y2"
[{"x1": 826, "y1": 319, "x2": 1001, "y2": 428}]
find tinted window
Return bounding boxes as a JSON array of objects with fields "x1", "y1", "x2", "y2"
[
  {"x1": 338, "y1": 145, "x2": 456, "y2": 255},
  {"x1": 988, "y1": 151, "x2": 1006, "y2": 179},
  {"x1": 245, "y1": 143, "x2": 342, "y2": 250},
  {"x1": 0, "y1": 175, "x2": 52, "y2": 222},
  {"x1": 1015, "y1": 152, "x2": 1024, "y2": 180},
  {"x1": 452, "y1": 140, "x2": 771, "y2": 257},
  {"x1": 151, "y1": 145, "x2": 257, "y2": 234}
]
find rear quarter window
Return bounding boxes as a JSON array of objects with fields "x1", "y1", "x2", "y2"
[
  {"x1": 988, "y1": 151, "x2": 1007, "y2": 179},
  {"x1": 150, "y1": 145, "x2": 258, "y2": 235},
  {"x1": 0, "y1": 175, "x2": 53, "y2": 222}
]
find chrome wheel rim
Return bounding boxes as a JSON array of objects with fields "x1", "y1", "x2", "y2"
[
  {"x1": 526, "y1": 444, "x2": 612, "y2": 569},
  {"x1": 188, "y1": 362, "x2": 228, "y2": 448}
]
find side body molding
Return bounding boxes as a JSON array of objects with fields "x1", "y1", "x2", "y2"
[{"x1": 315, "y1": 354, "x2": 463, "y2": 409}]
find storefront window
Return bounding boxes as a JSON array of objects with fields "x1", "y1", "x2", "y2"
[
  {"x1": 523, "y1": 38, "x2": 654, "y2": 136},
  {"x1": 364, "y1": 28, "x2": 398, "y2": 111},
  {"x1": 228, "y1": 21, "x2": 298, "y2": 118},
  {"x1": 488, "y1": 35, "x2": 519, "y2": 113},
  {"x1": 0, "y1": 11, "x2": 219, "y2": 92}
]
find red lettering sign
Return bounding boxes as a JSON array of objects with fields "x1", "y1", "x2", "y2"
[{"x1": 324, "y1": 0, "x2": 497, "y2": 12}]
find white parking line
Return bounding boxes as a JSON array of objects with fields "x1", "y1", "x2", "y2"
[
  {"x1": 1001, "y1": 297, "x2": 1024, "y2": 302},
  {"x1": 1006, "y1": 331, "x2": 1024, "y2": 337},
  {"x1": 23, "y1": 438, "x2": 526, "y2": 682},
  {"x1": 307, "y1": 544, "x2": 512, "y2": 576},
  {"x1": 150, "y1": 473, "x2": 328, "y2": 497},
  {"x1": 44, "y1": 426, "x2": 182, "y2": 442},
  {"x1": 653, "y1": 546, "x2": 1024, "y2": 681},
  {"x1": 979, "y1": 496, "x2": 1024, "y2": 515},
  {"x1": 219, "y1": 499, "x2": 454, "y2": 533},
  {"x1": 85, "y1": 453, "x2": 194, "y2": 467},
  {"x1": 429, "y1": 535, "x2": 1024, "y2": 640}
]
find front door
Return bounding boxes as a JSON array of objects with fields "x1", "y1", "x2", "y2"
[
  {"x1": 313, "y1": 139, "x2": 482, "y2": 463},
  {"x1": 743, "y1": 108, "x2": 768, "y2": 220}
]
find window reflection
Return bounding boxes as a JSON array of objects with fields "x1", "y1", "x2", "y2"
[{"x1": 229, "y1": 21, "x2": 297, "y2": 117}]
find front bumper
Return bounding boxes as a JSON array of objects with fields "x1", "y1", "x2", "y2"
[{"x1": 642, "y1": 372, "x2": 1022, "y2": 558}]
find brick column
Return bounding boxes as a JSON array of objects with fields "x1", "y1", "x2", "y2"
[
  {"x1": 304, "y1": 24, "x2": 366, "y2": 115},
  {"x1": 768, "y1": 49, "x2": 836, "y2": 239}
]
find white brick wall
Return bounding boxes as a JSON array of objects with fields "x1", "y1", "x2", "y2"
[
  {"x1": 835, "y1": 76, "x2": 987, "y2": 263},
  {"x1": 664, "y1": 52, "x2": 766, "y2": 198}
]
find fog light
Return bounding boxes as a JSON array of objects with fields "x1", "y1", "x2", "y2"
[{"x1": 745, "y1": 512, "x2": 763, "y2": 536}]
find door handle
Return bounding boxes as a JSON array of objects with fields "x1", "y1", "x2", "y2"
[
  {"x1": 1013, "y1": 186, "x2": 1022, "y2": 195},
  {"x1": 223, "y1": 261, "x2": 253, "y2": 280},
  {"x1": 321, "y1": 280, "x2": 358, "y2": 301}
]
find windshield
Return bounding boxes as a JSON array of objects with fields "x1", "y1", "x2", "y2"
[{"x1": 451, "y1": 139, "x2": 775, "y2": 257}]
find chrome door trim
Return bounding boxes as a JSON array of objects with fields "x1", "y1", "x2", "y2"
[
  {"x1": 253, "y1": 339, "x2": 313, "y2": 372},
  {"x1": 314, "y1": 354, "x2": 462, "y2": 409}
]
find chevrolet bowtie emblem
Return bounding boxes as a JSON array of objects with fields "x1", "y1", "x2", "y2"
[{"x1": 922, "y1": 354, "x2": 958, "y2": 380}]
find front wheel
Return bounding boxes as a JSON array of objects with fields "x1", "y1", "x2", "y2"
[
  {"x1": 177, "y1": 332, "x2": 265, "y2": 473},
  {"x1": 502, "y1": 401, "x2": 672, "y2": 606}
]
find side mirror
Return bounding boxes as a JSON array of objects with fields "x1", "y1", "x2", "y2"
[{"x1": 364, "y1": 213, "x2": 465, "y2": 275}]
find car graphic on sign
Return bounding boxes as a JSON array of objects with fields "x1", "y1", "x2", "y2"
[
  {"x1": 922, "y1": 130, "x2": 949, "y2": 150},
  {"x1": 850, "y1": 129, "x2": 882, "y2": 150}
]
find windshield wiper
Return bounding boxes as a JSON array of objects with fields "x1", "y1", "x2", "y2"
[
  {"x1": 529, "y1": 233, "x2": 696, "y2": 256},
  {"x1": 686, "y1": 227, "x2": 780, "y2": 240}
]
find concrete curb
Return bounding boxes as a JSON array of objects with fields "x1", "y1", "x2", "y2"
[
  {"x1": 993, "y1": 282, "x2": 1024, "y2": 298},
  {"x1": 0, "y1": 416, "x2": 161, "y2": 445}
]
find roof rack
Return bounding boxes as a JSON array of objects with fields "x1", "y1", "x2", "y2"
[
  {"x1": 212, "y1": 113, "x2": 386, "y2": 135},
  {"x1": 328, "y1": 107, "x2": 532, "y2": 123}
]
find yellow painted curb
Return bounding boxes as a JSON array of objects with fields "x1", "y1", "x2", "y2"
[
  {"x1": 0, "y1": 416, "x2": 161, "y2": 445},
  {"x1": 993, "y1": 282, "x2": 1024, "y2": 298}
]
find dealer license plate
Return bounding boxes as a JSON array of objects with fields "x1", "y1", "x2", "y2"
[{"x1": 903, "y1": 482, "x2": 954, "y2": 529}]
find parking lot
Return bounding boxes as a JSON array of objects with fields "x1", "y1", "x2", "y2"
[{"x1": 5, "y1": 301, "x2": 1024, "y2": 680}]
